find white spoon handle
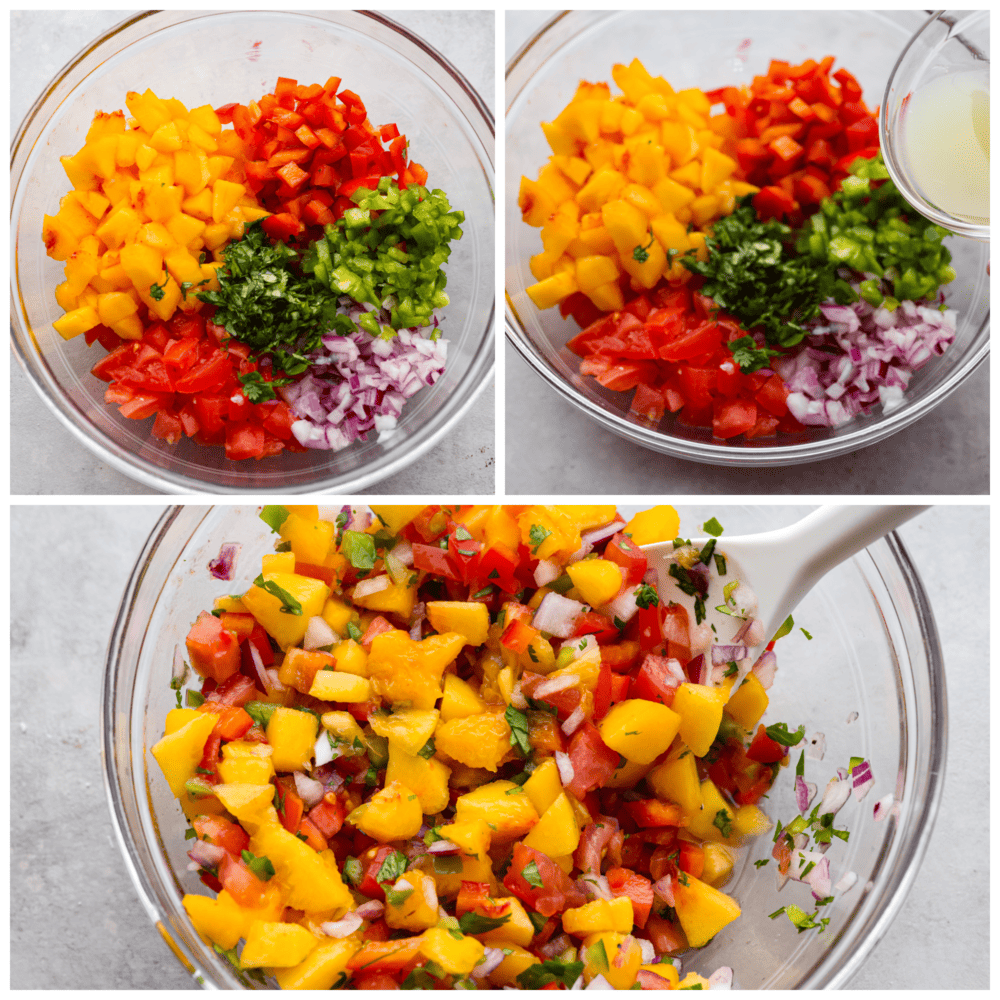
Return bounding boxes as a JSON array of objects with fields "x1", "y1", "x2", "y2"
[{"x1": 731, "y1": 505, "x2": 929, "y2": 639}]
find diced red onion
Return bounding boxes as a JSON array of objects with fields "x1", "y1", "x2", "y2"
[
  {"x1": 353, "y1": 575, "x2": 391, "y2": 600},
  {"x1": 586, "y1": 974, "x2": 614, "y2": 990},
  {"x1": 188, "y1": 840, "x2": 226, "y2": 869},
  {"x1": 303, "y1": 615, "x2": 337, "y2": 651},
  {"x1": 818, "y1": 776, "x2": 852, "y2": 816},
  {"x1": 320, "y1": 913, "x2": 363, "y2": 938},
  {"x1": 569, "y1": 540, "x2": 595, "y2": 562},
  {"x1": 835, "y1": 871, "x2": 858, "y2": 893},
  {"x1": 852, "y1": 759, "x2": 874, "y2": 800},
  {"x1": 806, "y1": 732, "x2": 826, "y2": 761},
  {"x1": 561, "y1": 706, "x2": 586, "y2": 736},
  {"x1": 795, "y1": 774, "x2": 816, "y2": 813},
  {"x1": 708, "y1": 967, "x2": 733, "y2": 990},
  {"x1": 534, "y1": 558, "x2": 562, "y2": 588},
  {"x1": 172, "y1": 644, "x2": 188, "y2": 686},
  {"x1": 805, "y1": 856, "x2": 831, "y2": 897},
  {"x1": 712, "y1": 644, "x2": 748, "y2": 665},
  {"x1": 473, "y1": 947, "x2": 506, "y2": 979},
  {"x1": 208, "y1": 542, "x2": 240, "y2": 581},
  {"x1": 510, "y1": 680, "x2": 528, "y2": 711},
  {"x1": 752, "y1": 650, "x2": 778, "y2": 689},
  {"x1": 639, "y1": 939, "x2": 657, "y2": 965},
  {"x1": 540, "y1": 934, "x2": 573, "y2": 960},
  {"x1": 691, "y1": 653, "x2": 708, "y2": 686},
  {"x1": 688, "y1": 621, "x2": 713, "y2": 657},
  {"x1": 249, "y1": 642, "x2": 272, "y2": 695},
  {"x1": 426, "y1": 839, "x2": 460, "y2": 856},
  {"x1": 265, "y1": 668, "x2": 285, "y2": 692},
  {"x1": 790, "y1": 849, "x2": 826, "y2": 883},
  {"x1": 555, "y1": 750, "x2": 576, "y2": 786},
  {"x1": 355, "y1": 900, "x2": 384, "y2": 921},
  {"x1": 533, "y1": 592, "x2": 586, "y2": 638},
  {"x1": 314, "y1": 731, "x2": 335, "y2": 769},
  {"x1": 572, "y1": 635, "x2": 598, "y2": 661},
  {"x1": 873, "y1": 793, "x2": 894, "y2": 821},
  {"x1": 579, "y1": 874, "x2": 612, "y2": 901},
  {"x1": 534, "y1": 674, "x2": 578, "y2": 700},
  {"x1": 605, "y1": 584, "x2": 642, "y2": 624},
  {"x1": 293, "y1": 771, "x2": 324, "y2": 808},
  {"x1": 777, "y1": 287, "x2": 957, "y2": 427},
  {"x1": 653, "y1": 876, "x2": 675, "y2": 908},
  {"x1": 581, "y1": 519, "x2": 627, "y2": 547}
]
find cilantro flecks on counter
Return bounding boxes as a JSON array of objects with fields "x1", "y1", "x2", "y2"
[
  {"x1": 42, "y1": 74, "x2": 461, "y2": 460},
  {"x1": 520, "y1": 54, "x2": 961, "y2": 439},
  {"x1": 154, "y1": 503, "x2": 858, "y2": 989}
]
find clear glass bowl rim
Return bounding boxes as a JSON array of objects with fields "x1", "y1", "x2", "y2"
[
  {"x1": 12, "y1": 9, "x2": 495, "y2": 495},
  {"x1": 504, "y1": 10, "x2": 988, "y2": 468},
  {"x1": 102, "y1": 505, "x2": 947, "y2": 989}
]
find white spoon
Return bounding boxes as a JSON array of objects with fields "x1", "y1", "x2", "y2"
[{"x1": 642, "y1": 505, "x2": 929, "y2": 673}]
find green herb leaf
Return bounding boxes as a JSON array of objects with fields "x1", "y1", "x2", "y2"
[
  {"x1": 634, "y1": 582, "x2": 659, "y2": 609},
  {"x1": 765, "y1": 722, "x2": 806, "y2": 747},
  {"x1": 240, "y1": 850, "x2": 275, "y2": 881},
  {"x1": 377, "y1": 850, "x2": 409, "y2": 885},
  {"x1": 528, "y1": 524, "x2": 551, "y2": 554},
  {"x1": 772, "y1": 615, "x2": 795, "y2": 641},
  {"x1": 341, "y1": 530, "x2": 377, "y2": 571},
  {"x1": 252, "y1": 574, "x2": 303, "y2": 615},
  {"x1": 238, "y1": 370, "x2": 292, "y2": 404},
  {"x1": 516, "y1": 958, "x2": 584, "y2": 990},
  {"x1": 458, "y1": 911, "x2": 511, "y2": 935},
  {"x1": 521, "y1": 860, "x2": 544, "y2": 888},
  {"x1": 505, "y1": 705, "x2": 531, "y2": 758},
  {"x1": 713, "y1": 809, "x2": 733, "y2": 838},
  {"x1": 702, "y1": 517, "x2": 724, "y2": 537}
]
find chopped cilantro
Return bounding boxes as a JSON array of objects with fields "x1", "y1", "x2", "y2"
[
  {"x1": 702, "y1": 517, "x2": 724, "y2": 537},
  {"x1": 713, "y1": 809, "x2": 733, "y2": 838},
  {"x1": 458, "y1": 911, "x2": 511, "y2": 934},
  {"x1": 528, "y1": 523, "x2": 552, "y2": 554},
  {"x1": 240, "y1": 850, "x2": 275, "y2": 881},
  {"x1": 252, "y1": 574, "x2": 302, "y2": 615},
  {"x1": 505, "y1": 705, "x2": 531, "y2": 758},
  {"x1": 634, "y1": 582, "x2": 659, "y2": 609},
  {"x1": 521, "y1": 860, "x2": 544, "y2": 888},
  {"x1": 516, "y1": 959, "x2": 584, "y2": 990},
  {"x1": 765, "y1": 722, "x2": 806, "y2": 747}
]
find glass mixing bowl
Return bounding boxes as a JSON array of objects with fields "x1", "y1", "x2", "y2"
[
  {"x1": 505, "y1": 11, "x2": 989, "y2": 467},
  {"x1": 103, "y1": 504, "x2": 944, "y2": 988},
  {"x1": 12, "y1": 11, "x2": 494, "y2": 494},
  {"x1": 880, "y1": 10, "x2": 990, "y2": 241}
]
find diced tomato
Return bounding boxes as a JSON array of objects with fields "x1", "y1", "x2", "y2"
[
  {"x1": 274, "y1": 776, "x2": 304, "y2": 834},
  {"x1": 564, "y1": 723, "x2": 622, "y2": 800},
  {"x1": 747, "y1": 724, "x2": 789, "y2": 763},
  {"x1": 503, "y1": 844, "x2": 586, "y2": 917},
  {"x1": 218, "y1": 851, "x2": 268, "y2": 908},
  {"x1": 308, "y1": 796, "x2": 346, "y2": 839},
  {"x1": 225, "y1": 423, "x2": 265, "y2": 461},
  {"x1": 186, "y1": 611, "x2": 242, "y2": 684},
  {"x1": 606, "y1": 867, "x2": 654, "y2": 928},
  {"x1": 212, "y1": 672, "x2": 258, "y2": 707},
  {"x1": 630, "y1": 654, "x2": 681, "y2": 706},
  {"x1": 625, "y1": 799, "x2": 686, "y2": 828},
  {"x1": 192, "y1": 815, "x2": 250, "y2": 855}
]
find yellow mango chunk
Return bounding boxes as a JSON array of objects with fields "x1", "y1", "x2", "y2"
[
  {"x1": 522, "y1": 791, "x2": 581, "y2": 857},
  {"x1": 266, "y1": 707, "x2": 319, "y2": 772},
  {"x1": 440, "y1": 674, "x2": 487, "y2": 722},
  {"x1": 672, "y1": 872, "x2": 741, "y2": 948},
  {"x1": 673, "y1": 683, "x2": 727, "y2": 757},
  {"x1": 151, "y1": 712, "x2": 219, "y2": 797},
  {"x1": 349, "y1": 780, "x2": 424, "y2": 842},
  {"x1": 425, "y1": 601, "x2": 490, "y2": 646},
  {"x1": 454, "y1": 781, "x2": 539, "y2": 840},
  {"x1": 309, "y1": 670, "x2": 371, "y2": 702},
  {"x1": 370, "y1": 708, "x2": 439, "y2": 757},
  {"x1": 419, "y1": 927, "x2": 485, "y2": 976},
  {"x1": 385, "y1": 743, "x2": 452, "y2": 815},
  {"x1": 623, "y1": 505, "x2": 680, "y2": 545},
  {"x1": 274, "y1": 937, "x2": 360, "y2": 990},
  {"x1": 435, "y1": 712, "x2": 512, "y2": 772},
  {"x1": 522, "y1": 757, "x2": 563, "y2": 815},
  {"x1": 563, "y1": 895, "x2": 634, "y2": 936},
  {"x1": 598, "y1": 699, "x2": 681, "y2": 765},
  {"x1": 725, "y1": 673, "x2": 769, "y2": 729},
  {"x1": 565, "y1": 558, "x2": 624, "y2": 607},
  {"x1": 385, "y1": 869, "x2": 440, "y2": 931},
  {"x1": 240, "y1": 921, "x2": 318, "y2": 968}
]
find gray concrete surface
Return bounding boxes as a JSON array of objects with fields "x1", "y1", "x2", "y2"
[
  {"x1": 504, "y1": 11, "x2": 988, "y2": 496},
  {"x1": 10, "y1": 504, "x2": 988, "y2": 988},
  {"x1": 11, "y1": 10, "x2": 495, "y2": 495}
]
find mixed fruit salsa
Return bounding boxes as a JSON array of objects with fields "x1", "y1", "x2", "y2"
[
  {"x1": 154, "y1": 505, "x2": 879, "y2": 989},
  {"x1": 42, "y1": 77, "x2": 463, "y2": 460},
  {"x1": 519, "y1": 56, "x2": 957, "y2": 439}
]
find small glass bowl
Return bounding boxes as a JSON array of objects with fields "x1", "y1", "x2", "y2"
[
  {"x1": 880, "y1": 10, "x2": 991, "y2": 241},
  {"x1": 103, "y1": 504, "x2": 945, "y2": 988},
  {"x1": 12, "y1": 11, "x2": 495, "y2": 494},
  {"x1": 505, "y1": 11, "x2": 989, "y2": 466}
]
